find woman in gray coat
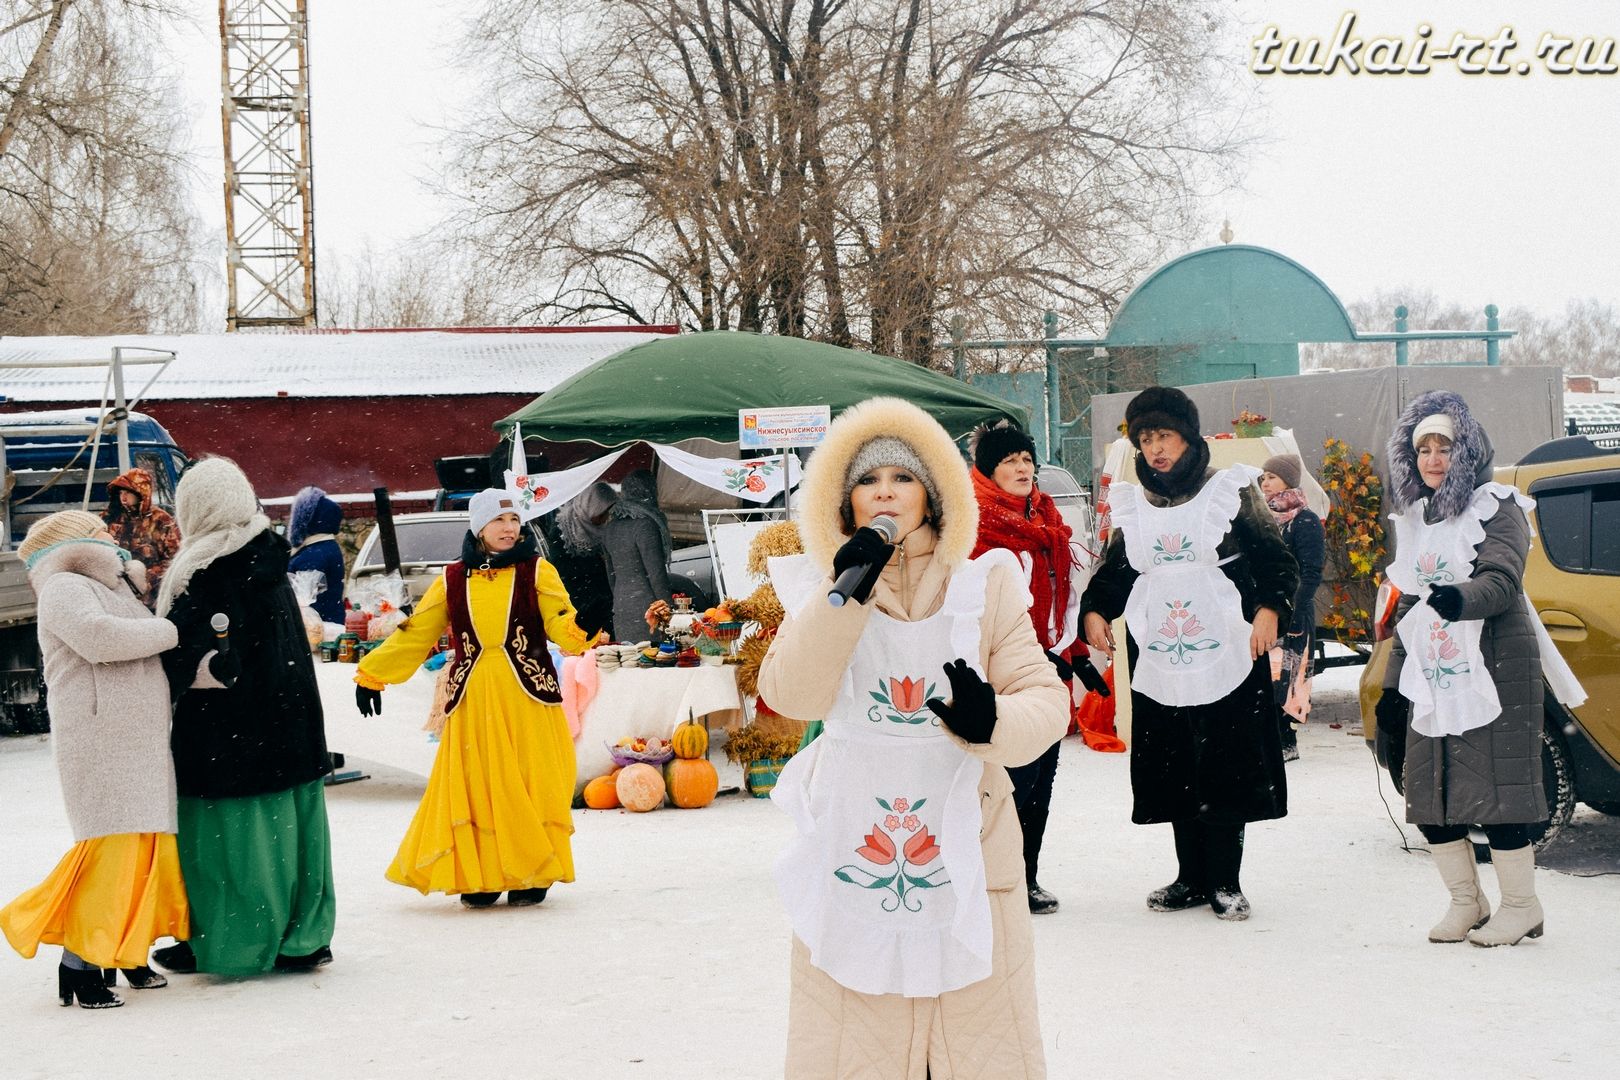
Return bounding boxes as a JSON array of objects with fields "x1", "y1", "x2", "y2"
[
  {"x1": 1376, "y1": 391, "x2": 1549, "y2": 947},
  {"x1": 0, "y1": 511, "x2": 196, "y2": 1008},
  {"x1": 599, "y1": 470, "x2": 675, "y2": 641}
]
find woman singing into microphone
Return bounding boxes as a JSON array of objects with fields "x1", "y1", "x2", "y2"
[{"x1": 759, "y1": 397, "x2": 1068, "y2": 1079}]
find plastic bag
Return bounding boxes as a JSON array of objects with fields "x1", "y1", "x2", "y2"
[
  {"x1": 365, "y1": 572, "x2": 410, "y2": 641},
  {"x1": 286, "y1": 570, "x2": 328, "y2": 651}
]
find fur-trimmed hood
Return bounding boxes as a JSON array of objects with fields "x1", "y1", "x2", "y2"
[
  {"x1": 1387, "y1": 390, "x2": 1495, "y2": 520},
  {"x1": 28, "y1": 539, "x2": 148, "y2": 597},
  {"x1": 797, "y1": 397, "x2": 977, "y2": 573},
  {"x1": 288, "y1": 485, "x2": 341, "y2": 548}
]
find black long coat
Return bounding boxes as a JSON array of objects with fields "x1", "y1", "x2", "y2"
[
  {"x1": 1083, "y1": 473, "x2": 1298, "y2": 824},
  {"x1": 163, "y1": 530, "x2": 331, "y2": 799}
]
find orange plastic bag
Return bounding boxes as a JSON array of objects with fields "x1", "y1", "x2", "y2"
[{"x1": 1074, "y1": 663, "x2": 1126, "y2": 753}]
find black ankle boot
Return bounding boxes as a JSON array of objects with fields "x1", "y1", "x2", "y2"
[
  {"x1": 151, "y1": 941, "x2": 197, "y2": 974},
  {"x1": 460, "y1": 892, "x2": 501, "y2": 909},
  {"x1": 59, "y1": 964, "x2": 123, "y2": 1009},
  {"x1": 1210, "y1": 888, "x2": 1252, "y2": 921},
  {"x1": 1027, "y1": 884, "x2": 1059, "y2": 914},
  {"x1": 1146, "y1": 880, "x2": 1209, "y2": 911},
  {"x1": 273, "y1": 946, "x2": 334, "y2": 971},
  {"x1": 103, "y1": 965, "x2": 169, "y2": 989},
  {"x1": 507, "y1": 887, "x2": 548, "y2": 907}
]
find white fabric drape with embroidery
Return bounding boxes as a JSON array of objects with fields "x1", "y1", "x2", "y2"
[{"x1": 502, "y1": 425, "x2": 802, "y2": 522}]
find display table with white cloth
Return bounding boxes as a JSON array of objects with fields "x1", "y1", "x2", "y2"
[
  {"x1": 571, "y1": 664, "x2": 745, "y2": 795},
  {"x1": 315, "y1": 659, "x2": 747, "y2": 797}
]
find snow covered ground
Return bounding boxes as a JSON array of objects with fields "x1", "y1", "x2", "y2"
[{"x1": 2, "y1": 666, "x2": 1617, "y2": 1079}]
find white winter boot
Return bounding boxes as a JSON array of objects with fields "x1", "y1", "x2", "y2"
[
  {"x1": 1427, "y1": 839, "x2": 1491, "y2": 943},
  {"x1": 1468, "y1": 846, "x2": 1545, "y2": 947}
]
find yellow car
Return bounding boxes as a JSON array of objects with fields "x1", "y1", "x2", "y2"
[{"x1": 1362, "y1": 435, "x2": 1620, "y2": 846}]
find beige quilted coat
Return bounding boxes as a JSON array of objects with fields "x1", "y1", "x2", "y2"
[{"x1": 759, "y1": 397, "x2": 1068, "y2": 1080}]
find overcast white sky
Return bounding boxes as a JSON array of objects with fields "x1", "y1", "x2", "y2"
[{"x1": 170, "y1": 0, "x2": 1619, "y2": 328}]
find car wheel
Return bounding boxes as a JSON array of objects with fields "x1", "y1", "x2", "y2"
[
  {"x1": 1528, "y1": 727, "x2": 1576, "y2": 851},
  {"x1": 1376, "y1": 726, "x2": 1405, "y2": 795},
  {"x1": 1470, "y1": 726, "x2": 1576, "y2": 860},
  {"x1": 1582, "y1": 799, "x2": 1620, "y2": 817}
]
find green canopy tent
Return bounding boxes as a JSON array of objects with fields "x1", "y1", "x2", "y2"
[{"x1": 494, "y1": 331, "x2": 1026, "y2": 445}]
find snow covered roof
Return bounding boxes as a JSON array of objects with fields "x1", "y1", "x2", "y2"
[{"x1": 0, "y1": 328, "x2": 673, "y2": 401}]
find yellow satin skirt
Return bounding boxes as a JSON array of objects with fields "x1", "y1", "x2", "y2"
[
  {"x1": 387, "y1": 684, "x2": 577, "y2": 896},
  {"x1": 0, "y1": 833, "x2": 189, "y2": 969}
]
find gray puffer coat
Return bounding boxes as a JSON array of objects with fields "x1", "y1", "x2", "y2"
[
  {"x1": 29, "y1": 542, "x2": 180, "y2": 840},
  {"x1": 1384, "y1": 390, "x2": 1545, "y2": 826}
]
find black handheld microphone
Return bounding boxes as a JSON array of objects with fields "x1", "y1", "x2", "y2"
[
  {"x1": 828, "y1": 515, "x2": 900, "y2": 607},
  {"x1": 210, "y1": 613, "x2": 230, "y2": 654}
]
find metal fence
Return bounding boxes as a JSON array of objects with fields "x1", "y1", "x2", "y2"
[{"x1": 1568, "y1": 419, "x2": 1620, "y2": 449}]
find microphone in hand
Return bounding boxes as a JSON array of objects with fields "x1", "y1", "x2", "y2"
[
  {"x1": 828, "y1": 515, "x2": 899, "y2": 607},
  {"x1": 206, "y1": 612, "x2": 240, "y2": 686}
]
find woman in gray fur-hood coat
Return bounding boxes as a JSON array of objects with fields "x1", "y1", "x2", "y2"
[{"x1": 1381, "y1": 390, "x2": 1550, "y2": 947}]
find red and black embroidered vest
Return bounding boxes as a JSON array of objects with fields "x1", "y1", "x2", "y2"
[{"x1": 441, "y1": 557, "x2": 563, "y2": 715}]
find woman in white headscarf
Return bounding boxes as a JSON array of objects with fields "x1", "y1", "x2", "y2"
[{"x1": 149, "y1": 458, "x2": 337, "y2": 977}]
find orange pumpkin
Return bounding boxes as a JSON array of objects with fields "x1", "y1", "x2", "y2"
[
  {"x1": 664, "y1": 758, "x2": 719, "y2": 808},
  {"x1": 615, "y1": 763, "x2": 666, "y2": 812},
  {"x1": 582, "y1": 775, "x2": 620, "y2": 810},
  {"x1": 671, "y1": 719, "x2": 708, "y2": 760}
]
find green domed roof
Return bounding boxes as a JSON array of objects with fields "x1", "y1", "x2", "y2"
[{"x1": 1106, "y1": 245, "x2": 1357, "y2": 346}]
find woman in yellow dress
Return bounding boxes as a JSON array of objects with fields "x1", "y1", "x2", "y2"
[
  {"x1": 0, "y1": 511, "x2": 196, "y2": 1008},
  {"x1": 354, "y1": 490, "x2": 600, "y2": 908}
]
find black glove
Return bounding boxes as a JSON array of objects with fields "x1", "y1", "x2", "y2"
[
  {"x1": 1374, "y1": 690, "x2": 1409, "y2": 784},
  {"x1": 1073, "y1": 656, "x2": 1111, "y2": 698},
  {"x1": 1427, "y1": 584, "x2": 1465, "y2": 622},
  {"x1": 356, "y1": 685, "x2": 383, "y2": 717},
  {"x1": 1043, "y1": 649, "x2": 1073, "y2": 683},
  {"x1": 925, "y1": 659, "x2": 997, "y2": 744},
  {"x1": 831, "y1": 526, "x2": 895, "y2": 605},
  {"x1": 207, "y1": 648, "x2": 241, "y2": 688}
]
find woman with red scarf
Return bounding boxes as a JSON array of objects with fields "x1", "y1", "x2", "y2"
[{"x1": 969, "y1": 422, "x2": 1102, "y2": 914}]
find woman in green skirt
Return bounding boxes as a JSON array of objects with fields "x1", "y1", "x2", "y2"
[{"x1": 151, "y1": 458, "x2": 337, "y2": 975}]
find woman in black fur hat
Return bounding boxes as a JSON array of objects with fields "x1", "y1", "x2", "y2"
[
  {"x1": 1376, "y1": 390, "x2": 1583, "y2": 946},
  {"x1": 1081, "y1": 386, "x2": 1297, "y2": 921}
]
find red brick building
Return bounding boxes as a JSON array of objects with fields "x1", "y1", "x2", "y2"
[{"x1": 1, "y1": 326, "x2": 676, "y2": 506}]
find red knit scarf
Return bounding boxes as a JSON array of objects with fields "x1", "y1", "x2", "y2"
[{"x1": 970, "y1": 468, "x2": 1073, "y2": 649}]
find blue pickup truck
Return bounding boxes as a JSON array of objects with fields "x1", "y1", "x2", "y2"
[{"x1": 0, "y1": 408, "x2": 190, "y2": 732}]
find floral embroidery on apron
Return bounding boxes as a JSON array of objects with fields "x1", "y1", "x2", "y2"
[
  {"x1": 1388, "y1": 483, "x2": 1586, "y2": 737},
  {"x1": 1108, "y1": 465, "x2": 1262, "y2": 708},
  {"x1": 765, "y1": 550, "x2": 1018, "y2": 998}
]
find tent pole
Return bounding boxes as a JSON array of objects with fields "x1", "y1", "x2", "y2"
[{"x1": 781, "y1": 449, "x2": 791, "y2": 514}]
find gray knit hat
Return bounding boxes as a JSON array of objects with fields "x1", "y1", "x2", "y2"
[
  {"x1": 1261, "y1": 454, "x2": 1303, "y2": 490},
  {"x1": 842, "y1": 436, "x2": 940, "y2": 515}
]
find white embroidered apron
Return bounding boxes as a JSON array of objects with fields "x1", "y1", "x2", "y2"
[
  {"x1": 767, "y1": 552, "x2": 1012, "y2": 998},
  {"x1": 1387, "y1": 483, "x2": 1586, "y2": 738},
  {"x1": 1109, "y1": 466, "x2": 1261, "y2": 708}
]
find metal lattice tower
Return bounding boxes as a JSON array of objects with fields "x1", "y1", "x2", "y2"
[{"x1": 219, "y1": 0, "x2": 317, "y2": 329}]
